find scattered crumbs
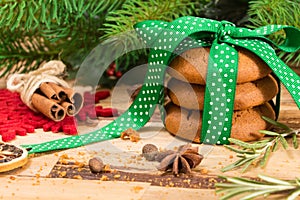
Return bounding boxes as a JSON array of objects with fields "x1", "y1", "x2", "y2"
[
  {"x1": 77, "y1": 151, "x2": 85, "y2": 156},
  {"x1": 35, "y1": 174, "x2": 40, "y2": 179},
  {"x1": 60, "y1": 154, "x2": 69, "y2": 159},
  {"x1": 28, "y1": 154, "x2": 35, "y2": 158},
  {"x1": 38, "y1": 166, "x2": 43, "y2": 172},
  {"x1": 229, "y1": 155, "x2": 233, "y2": 159},
  {"x1": 60, "y1": 159, "x2": 69, "y2": 165},
  {"x1": 103, "y1": 164, "x2": 112, "y2": 172},
  {"x1": 100, "y1": 175, "x2": 109, "y2": 181},
  {"x1": 136, "y1": 155, "x2": 143, "y2": 161},
  {"x1": 120, "y1": 128, "x2": 140, "y2": 142},
  {"x1": 74, "y1": 161, "x2": 85, "y2": 168},
  {"x1": 183, "y1": 179, "x2": 191, "y2": 184},
  {"x1": 131, "y1": 186, "x2": 144, "y2": 193},
  {"x1": 59, "y1": 171, "x2": 67, "y2": 177},
  {"x1": 218, "y1": 162, "x2": 222, "y2": 165},
  {"x1": 208, "y1": 178, "x2": 217, "y2": 183},
  {"x1": 168, "y1": 182, "x2": 175, "y2": 187},
  {"x1": 73, "y1": 175, "x2": 83, "y2": 180},
  {"x1": 9, "y1": 176, "x2": 16, "y2": 180},
  {"x1": 114, "y1": 174, "x2": 121, "y2": 179},
  {"x1": 200, "y1": 168, "x2": 209, "y2": 175}
]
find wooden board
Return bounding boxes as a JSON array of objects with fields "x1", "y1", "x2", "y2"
[{"x1": 0, "y1": 85, "x2": 299, "y2": 200}]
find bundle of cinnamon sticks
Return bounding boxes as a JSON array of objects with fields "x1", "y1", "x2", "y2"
[{"x1": 32, "y1": 82, "x2": 83, "y2": 122}]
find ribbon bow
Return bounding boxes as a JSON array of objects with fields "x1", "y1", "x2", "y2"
[{"x1": 22, "y1": 17, "x2": 300, "y2": 153}]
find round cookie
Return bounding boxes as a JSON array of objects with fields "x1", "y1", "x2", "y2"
[
  {"x1": 164, "y1": 103, "x2": 275, "y2": 143},
  {"x1": 168, "y1": 74, "x2": 278, "y2": 111},
  {"x1": 167, "y1": 47, "x2": 272, "y2": 85}
]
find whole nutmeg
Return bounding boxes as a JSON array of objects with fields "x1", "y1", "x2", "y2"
[
  {"x1": 142, "y1": 144, "x2": 158, "y2": 154},
  {"x1": 88, "y1": 157, "x2": 104, "y2": 173},
  {"x1": 142, "y1": 144, "x2": 159, "y2": 161}
]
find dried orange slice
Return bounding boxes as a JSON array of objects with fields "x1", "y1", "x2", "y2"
[{"x1": 0, "y1": 142, "x2": 28, "y2": 172}]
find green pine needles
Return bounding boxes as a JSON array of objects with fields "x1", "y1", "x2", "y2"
[
  {"x1": 247, "y1": 0, "x2": 300, "y2": 66},
  {"x1": 1, "y1": 0, "x2": 298, "y2": 79},
  {"x1": 0, "y1": 0, "x2": 200, "y2": 78}
]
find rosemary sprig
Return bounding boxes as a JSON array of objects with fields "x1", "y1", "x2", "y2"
[
  {"x1": 222, "y1": 116, "x2": 299, "y2": 173},
  {"x1": 216, "y1": 174, "x2": 300, "y2": 200}
]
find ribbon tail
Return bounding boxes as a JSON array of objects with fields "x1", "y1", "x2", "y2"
[
  {"x1": 201, "y1": 41, "x2": 238, "y2": 144},
  {"x1": 230, "y1": 38, "x2": 300, "y2": 109}
]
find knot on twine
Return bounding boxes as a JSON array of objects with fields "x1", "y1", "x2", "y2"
[
  {"x1": 6, "y1": 60, "x2": 70, "y2": 112},
  {"x1": 216, "y1": 21, "x2": 236, "y2": 42}
]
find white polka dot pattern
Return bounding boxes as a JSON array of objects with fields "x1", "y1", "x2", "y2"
[
  {"x1": 22, "y1": 16, "x2": 300, "y2": 153},
  {"x1": 201, "y1": 40, "x2": 238, "y2": 144}
]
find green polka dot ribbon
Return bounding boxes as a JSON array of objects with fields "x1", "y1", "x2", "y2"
[{"x1": 22, "y1": 16, "x2": 300, "y2": 153}]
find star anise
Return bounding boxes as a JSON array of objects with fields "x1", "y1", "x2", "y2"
[{"x1": 157, "y1": 144, "x2": 203, "y2": 175}]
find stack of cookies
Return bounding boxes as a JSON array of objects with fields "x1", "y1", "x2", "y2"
[{"x1": 164, "y1": 47, "x2": 278, "y2": 143}]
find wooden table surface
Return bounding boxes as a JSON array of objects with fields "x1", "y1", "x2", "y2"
[{"x1": 0, "y1": 84, "x2": 299, "y2": 200}]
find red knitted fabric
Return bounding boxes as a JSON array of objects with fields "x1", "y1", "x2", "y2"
[{"x1": 0, "y1": 89, "x2": 117, "y2": 142}]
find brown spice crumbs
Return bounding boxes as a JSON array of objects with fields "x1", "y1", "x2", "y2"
[
  {"x1": 131, "y1": 186, "x2": 144, "y2": 193},
  {"x1": 73, "y1": 175, "x2": 83, "y2": 180},
  {"x1": 200, "y1": 168, "x2": 209, "y2": 175},
  {"x1": 113, "y1": 174, "x2": 121, "y2": 179},
  {"x1": 120, "y1": 128, "x2": 140, "y2": 142},
  {"x1": 49, "y1": 160, "x2": 224, "y2": 189},
  {"x1": 59, "y1": 171, "x2": 67, "y2": 177},
  {"x1": 100, "y1": 175, "x2": 109, "y2": 181}
]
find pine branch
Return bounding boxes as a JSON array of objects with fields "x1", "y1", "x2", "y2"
[
  {"x1": 0, "y1": 0, "x2": 203, "y2": 78},
  {"x1": 0, "y1": 0, "x2": 125, "y2": 77},
  {"x1": 247, "y1": 0, "x2": 300, "y2": 66},
  {"x1": 222, "y1": 117, "x2": 299, "y2": 173},
  {"x1": 100, "y1": 0, "x2": 200, "y2": 71},
  {"x1": 216, "y1": 175, "x2": 300, "y2": 200},
  {"x1": 0, "y1": 28, "x2": 59, "y2": 76}
]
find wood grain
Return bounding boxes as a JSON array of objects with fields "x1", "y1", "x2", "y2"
[{"x1": 0, "y1": 85, "x2": 299, "y2": 200}]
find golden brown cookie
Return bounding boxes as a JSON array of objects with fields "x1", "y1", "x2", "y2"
[
  {"x1": 164, "y1": 103, "x2": 275, "y2": 143},
  {"x1": 167, "y1": 47, "x2": 272, "y2": 84},
  {"x1": 168, "y1": 74, "x2": 278, "y2": 111}
]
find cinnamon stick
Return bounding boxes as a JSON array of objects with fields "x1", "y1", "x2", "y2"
[
  {"x1": 64, "y1": 87, "x2": 83, "y2": 115},
  {"x1": 61, "y1": 101, "x2": 76, "y2": 116},
  {"x1": 32, "y1": 93, "x2": 66, "y2": 122},
  {"x1": 47, "y1": 82, "x2": 67, "y2": 102},
  {"x1": 39, "y1": 82, "x2": 60, "y2": 102}
]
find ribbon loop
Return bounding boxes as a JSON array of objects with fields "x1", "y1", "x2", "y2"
[
  {"x1": 21, "y1": 16, "x2": 300, "y2": 154},
  {"x1": 216, "y1": 21, "x2": 236, "y2": 42}
]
